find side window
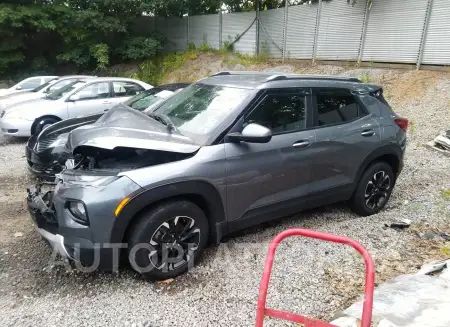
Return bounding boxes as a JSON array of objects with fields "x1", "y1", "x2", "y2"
[
  {"x1": 245, "y1": 92, "x2": 306, "y2": 134},
  {"x1": 47, "y1": 79, "x2": 73, "y2": 92},
  {"x1": 74, "y1": 82, "x2": 110, "y2": 100},
  {"x1": 19, "y1": 78, "x2": 42, "y2": 89},
  {"x1": 316, "y1": 89, "x2": 361, "y2": 126},
  {"x1": 112, "y1": 82, "x2": 144, "y2": 97}
]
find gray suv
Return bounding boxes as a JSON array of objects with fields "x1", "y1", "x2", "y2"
[{"x1": 27, "y1": 72, "x2": 408, "y2": 280}]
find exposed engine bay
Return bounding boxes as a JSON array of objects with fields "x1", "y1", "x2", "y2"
[{"x1": 72, "y1": 146, "x2": 194, "y2": 171}]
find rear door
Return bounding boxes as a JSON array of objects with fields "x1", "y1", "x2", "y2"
[
  {"x1": 67, "y1": 81, "x2": 111, "y2": 118},
  {"x1": 309, "y1": 87, "x2": 381, "y2": 196},
  {"x1": 225, "y1": 88, "x2": 315, "y2": 224}
]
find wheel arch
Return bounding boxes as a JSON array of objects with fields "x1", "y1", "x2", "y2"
[
  {"x1": 355, "y1": 144, "x2": 403, "y2": 184},
  {"x1": 111, "y1": 180, "x2": 227, "y2": 245},
  {"x1": 31, "y1": 115, "x2": 62, "y2": 135}
]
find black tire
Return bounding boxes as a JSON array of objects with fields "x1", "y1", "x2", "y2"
[
  {"x1": 34, "y1": 117, "x2": 58, "y2": 135},
  {"x1": 350, "y1": 161, "x2": 395, "y2": 216},
  {"x1": 127, "y1": 200, "x2": 209, "y2": 280}
]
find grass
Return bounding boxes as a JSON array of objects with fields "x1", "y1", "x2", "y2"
[{"x1": 440, "y1": 189, "x2": 450, "y2": 200}]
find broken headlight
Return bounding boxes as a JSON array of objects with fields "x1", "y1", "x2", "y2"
[
  {"x1": 66, "y1": 200, "x2": 88, "y2": 225},
  {"x1": 48, "y1": 134, "x2": 68, "y2": 148},
  {"x1": 61, "y1": 174, "x2": 121, "y2": 187}
]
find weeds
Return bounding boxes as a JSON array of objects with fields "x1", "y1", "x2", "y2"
[
  {"x1": 440, "y1": 189, "x2": 450, "y2": 200},
  {"x1": 360, "y1": 71, "x2": 371, "y2": 83}
]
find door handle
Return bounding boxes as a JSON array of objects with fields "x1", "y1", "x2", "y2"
[
  {"x1": 102, "y1": 101, "x2": 112, "y2": 104},
  {"x1": 361, "y1": 129, "x2": 375, "y2": 137},
  {"x1": 292, "y1": 140, "x2": 311, "y2": 148}
]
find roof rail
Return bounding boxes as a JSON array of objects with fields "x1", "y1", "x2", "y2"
[
  {"x1": 263, "y1": 75, "x2": 362, "y2": 83},
  {"x1": 210, "y1": 71, "x2": 274, "y2": 77}
]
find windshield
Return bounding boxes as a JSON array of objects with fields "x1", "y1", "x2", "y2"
[
  {"x1": 32, "y1": 79, "x2": 57, "y2": 92},
  {"x1": 152, "y1": 83, "x2": 252, "y2": 141},
  {"x1": 124, "y1": 88, "x2": 174, "y2": 111},
  {"x1": 46, "y1": 81, "x2": 85, "y2": 100}
]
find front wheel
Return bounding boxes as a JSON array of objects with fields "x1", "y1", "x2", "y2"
[
  {"x1": 34, "y1": 117, "x2": 58, "y2": 135},
  {"x1": 127, "y1": 200, "x2": 209, "y2": 280},
  {"x1": 350, "y1": 162, "x2": 395, "y2": 216}
]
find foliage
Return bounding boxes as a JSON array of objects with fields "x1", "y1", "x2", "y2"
[{"x1": 118, "y1": 37, "x2": 164, "y2": 61}]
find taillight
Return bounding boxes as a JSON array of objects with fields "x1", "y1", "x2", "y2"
[{"x1": 394, "y1": 118, "x2": 409, "y2": 132}]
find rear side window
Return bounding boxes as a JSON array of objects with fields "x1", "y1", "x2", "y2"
[
  {"x1": 315, "y1": 89, "x2": 362, "y2": 127},
  {"x1": 112, "y1": 82, "x2": 144, "y2": 97}
]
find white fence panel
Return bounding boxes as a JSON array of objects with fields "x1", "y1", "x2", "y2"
[
  {"x1": 285, "y1": 4, "x2": 318, "y2": 60},
  {"x1": 189, "y1": 14, "x2": 220, "y2": 49},
  {"x1": 362, "y1": 0, "x2": 428, "y2": 63},
  {"x1": 316, "y1": 0, "x2": 366, "y2": 61},
  {"x1": 156, "y1": 17, "x2": 187, "y2": 52},
  {"x1": 259, "y1": 8, "x2": 285, "y2": 59},
  {"x1": 422, "y1": 0, "x2": 450, "y2": 65},
  {"x1": 222, "y1": 12, "x2": 256, "y2": 55}
]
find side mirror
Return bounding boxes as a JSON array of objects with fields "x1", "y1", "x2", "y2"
[
  {"x1": 69, "y1": 94, "x2": 80, "y2": 102},
  {"x1": 227, "y1": 123, "x2": 272, "y2": 144},
  {"x1": 16, "y1": 86, "x2": 22, "y2": 90}
]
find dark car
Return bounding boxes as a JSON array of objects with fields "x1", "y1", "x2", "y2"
[
  {"x1": 25, "y1": 83, "x2": 189, "y2": 177},
  {"x1": 27, "y1": 72, "x2": 407, "y2": 280}
]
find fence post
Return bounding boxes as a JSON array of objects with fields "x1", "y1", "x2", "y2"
[
  {"x1": 358, "y1": 0, "x2": 370, "y2": 64},
  {"x1": 282, "y1": 0, "x2": 289, "y2": 63},
  {"x1": 255, "y1": 0, "x2": 260, "y2": 56},
  {"x1": 186, "y1": 15, "x2": 190, "y2": 48},
  {"x1": 417, "y1": 0, "x2": 434, "y2": 70},
  {"x1": 312, "y1": 0, "x2": 323, "y2": 64},
  {"x1": 219, "y1": 11, "x2": 223, "y2": 49}
]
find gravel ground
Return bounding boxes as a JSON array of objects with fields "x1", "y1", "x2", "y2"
[{"x1": 1, "y1": 66, "x2": 450, "y2": 327}]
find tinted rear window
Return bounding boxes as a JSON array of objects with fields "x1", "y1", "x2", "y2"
[{"x1": 316, "y1": 89, "x2": 361, "y2": 126}]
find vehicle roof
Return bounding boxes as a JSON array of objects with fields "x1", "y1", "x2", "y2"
[
  {"x1": 198, "y1": 72, "x2": 380, "y2": 93},
  {"x1": 85, "y1": 77, "x2": 142, "y2": 82},
  {"x1": 57, "y1": 75, "x2": 96, "y2": 80},
  {"x1": 157, "y1": 83, "x2": 191, "y2": 91}
]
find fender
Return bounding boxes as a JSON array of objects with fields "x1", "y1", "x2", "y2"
[
  {"x1": 110, "y1": 180, "x2": 227, "y2": 244},
  {"x1": 354, "y1": 143, "x2": 404, "y2": 183}
]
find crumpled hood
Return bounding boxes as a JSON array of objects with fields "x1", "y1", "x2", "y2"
[{"x1": 67, "y1": 104, "x2": 200, "y2": 154}]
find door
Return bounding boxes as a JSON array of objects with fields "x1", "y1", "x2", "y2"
[
  {"x1": 309, "y1": 88, "x2": 381, "y2": 196},
  {"x1": 110, "y1": 81, "x2": 145, "y2": 107},
  {"x1": 67, "y1": 81, "x2": 111, "y2": 118},
  {"x1": 225, "y1": 88, "x2": 315, "y2": 224}
]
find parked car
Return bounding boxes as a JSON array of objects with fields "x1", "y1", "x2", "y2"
[
  {"x1": 0, "y1": 76, "x2": 58, "y2": 96},
  {"x1": 26, "y1": 83, "x2": 190, "y2": 177},
  {"x1": 0, "y1": 77, "x2": 152, "y2": 137},
  {"x1": 26, "y1": 72, "x2": 408, "y2": 280},
  {"x1": 0, "y1": 75, "x2": 96, "y2": 111}
]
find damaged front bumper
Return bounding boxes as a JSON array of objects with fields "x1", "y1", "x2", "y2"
[{"x1": 26, "y1": 175, "x2": 143, "y2": 270}]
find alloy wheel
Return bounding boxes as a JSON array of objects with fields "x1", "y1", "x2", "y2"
[
  {"x1": 148, "y1": 216, "x2": 200, "y2": 271},
  {"x1": 364, "y1": 171, "x2": 391, "y2": 210}
]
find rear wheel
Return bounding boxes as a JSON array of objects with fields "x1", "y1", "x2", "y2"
[
  {"x1": 127, "y1": 200, "x2": 209, "y2": 280},
  {"x1": 350, "y1": 162, "x2": 394, "y2": 216},
  {"x1": 34, "y1": 117, "x2": 58, "y2": 135}
]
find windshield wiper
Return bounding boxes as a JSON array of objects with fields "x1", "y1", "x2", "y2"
[{"x1": 148, "y1": 113, "x2": 178, "y2": 133}]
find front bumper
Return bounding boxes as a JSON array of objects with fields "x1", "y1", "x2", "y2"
[
  {"x1": 26, "y1": 177, "x2": 142, "y2": 270},
  {"x1": 0, "y1": 117, "x2": 32, "y2": 137}
]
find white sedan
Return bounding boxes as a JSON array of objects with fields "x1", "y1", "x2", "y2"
[
  {"x1": 0, "y1": 76, "x2": 58, "y2": 96},
  {"x1": 0, "y1": 75, "x2": 96, "y2": 110},
  {"x1": 0, "y1": 77, "x2": 152, "y2": 137}
]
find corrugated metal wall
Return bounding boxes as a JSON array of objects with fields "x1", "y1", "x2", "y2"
[
  {"x1": 222, "y1": 12, "x2": 256, "y2": 54},
  {"x1": 316, "y1": 0, "x2": 366, "y2": 61},
  {"x1": 362, "y1": 0, "x2": 428, "y2": 63},
  {"x1": 285, "y1": 4, "x2": 318, "y2": 59},
  {"x1": 155, "y1": 17, "x2": 187, "y2": 52},
  {"x1": 259, "y1": 8, "x2": 284, "y2": 59},
  {"x1": 189, "y1": 14, "x2": 220, "y2": 49},
  {"x1": 422, "y1": 0, "x2": 450, "y2": 65}
]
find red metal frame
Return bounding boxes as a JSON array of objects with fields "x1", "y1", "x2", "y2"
[{"x1": 255, "y1": 228, "x2": 375, "y2": 327}]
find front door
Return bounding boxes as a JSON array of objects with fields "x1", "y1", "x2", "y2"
[
  {"x1": 225, "y1": 88, "x2": 315, "y2": 226},
  {"x1": 67, "y1": 81, "x2": 111, "y2": 118}
]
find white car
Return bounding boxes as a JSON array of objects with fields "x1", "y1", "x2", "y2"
[
  {"x1": 0, "y1": 75, "x2": 96, "y2": 110},
  {"x1": 0, "y1": 77, "x2": 152, "y2": 137},
  {"x1": 0, "y1": 76, "x2": 58, "y2": 96}
]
